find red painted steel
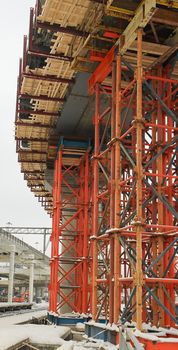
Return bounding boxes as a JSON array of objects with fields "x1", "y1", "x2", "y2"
[
  {"x1": 48, "y1": 29, "x2": 178, "y2": 341},
  {"x1": 49, "y1": 151, "x2": 90, "y2": 314},
  {"x1": 88, "y1": 29, "x2": 178, "y2": 330}
]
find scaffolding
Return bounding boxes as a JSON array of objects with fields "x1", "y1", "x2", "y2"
[
  {"x1": 49, "y1": 141, "x2": 91, "y2": 314},
  {"x1": 89, "y1": 28, "x2": 178, "y2": 329},
  {"x1": 50, "y1": 27, "x2": 177, "y2": 329},
  {"x1": 15, "y1": 0, "x2": 178, "y2": 347}
]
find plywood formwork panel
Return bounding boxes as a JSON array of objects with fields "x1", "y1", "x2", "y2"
[{"x1": 16, "y1": 125, "x2": 50, "y2": 139}]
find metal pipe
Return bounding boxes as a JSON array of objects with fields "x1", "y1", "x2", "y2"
[
  {"x1": 92, "y1": 84, "x2": 100, "y2": 320},
  {"x1": 113, "y1": 54, "x2": 121, "y2": 324},
  {"x1": 135, "y1": 28, "x2": 144, "y2": 330}
]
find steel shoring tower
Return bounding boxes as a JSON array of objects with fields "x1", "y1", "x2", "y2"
[
  {"x1": 90, "y1": 29, "x2": 178, "y2": 329},
  {"x1": 49, "y1": 147, "x2": 90, "y2": 314}
]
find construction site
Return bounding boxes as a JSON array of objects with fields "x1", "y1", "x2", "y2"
[{"x1": 1, "y1": 0, "x2": 178, "y2": 349}]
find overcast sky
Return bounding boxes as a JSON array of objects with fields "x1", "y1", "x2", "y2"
[{"x1": 0, "y1": 1, "x2": 51, "y2": 250}]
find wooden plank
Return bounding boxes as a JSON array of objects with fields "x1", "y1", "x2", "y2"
[
  {"x1": 153, "y1": 8, "x2": 178, "y2": 27},
  {"x1": 148, "y1": 43, "x2": 178, "y2": 69},
  {"x1": 129, "y1": 41, "x2": 170, "y2": 55}
]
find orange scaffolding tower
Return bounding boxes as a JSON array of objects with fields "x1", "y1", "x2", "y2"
[
  {"x1": 49, "y1": 145, "x2": 90, "y2": 314},
  {"x1": 14, "y1": 0, "x2": 178, "y2": 348},
  {"x1": 49, "y1": 29, "x2": 178, "y2": 330},
  {"x1": 89, "y1": 29, "x2": 178, "y2": 329}
]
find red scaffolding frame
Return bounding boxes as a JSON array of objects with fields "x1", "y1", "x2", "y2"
[
  {"x1": 49, "y1": 147, "x2": 90, "y2": 314},
  {"x1": 49, "y1": 29, "x2": 178, "y2": 328},
  {"x1": 89, "y1": 29, "x2": 178, "y2": 329}
]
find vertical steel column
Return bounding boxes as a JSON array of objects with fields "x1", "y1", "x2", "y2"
[
  {"x1": 88, "y1": 26, "x2": 178, "y2": 330},
  {"x1": 109, "y1": 62, "x2": 116, "y2": 324},
  {"x1": 49, "y1": 150, "x2": 62, "y2": 312},
  {"x1": 92, "y1": 84, "x2": 100, "y2": 320},
  {"x1": 164, "y1": 67, "x2": 175, "y2": 327},
  {"x1": 50, "y1": 148, "x2": 90, "y2": 315},
  {"x1": 114, "y1": 54, "x2": 122, "y2": 324},
  {"x1": 82, "y1": 153, "x2": 90, "y2": 313},
  {"x1": 135, "y1": 28, "x2": 144, "y2": 330},
  {"x1": 75, "y1": 161, "x2": 84, "y2": 313},
  {"x1": 157, "y1": 67, "x2": 165, "y2": 326},
  {"x1": 150, "y1": 77, "x2": 158, "y2": 324}
]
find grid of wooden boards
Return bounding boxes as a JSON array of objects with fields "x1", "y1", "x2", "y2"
[
  {"x1": 15, "y1": 0, "x2": 178, "y2": 215},
  {"x1": 15, "y1": 0, "x2": 103, "y2": 215}
]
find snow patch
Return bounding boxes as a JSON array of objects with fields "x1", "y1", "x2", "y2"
[
  {"x1": 76, "y1": 323, "x2": 85, "y2": 331},
  {"x1": 56, "y1": 340, "x2": 74, "y2": 350},
  {"x1": 0, "y1": 324, "x2": 70, "y2": 349}
]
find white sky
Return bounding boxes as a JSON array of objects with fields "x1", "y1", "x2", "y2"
[{"x1": 0, "y1": 1, "x2": 51, "y2": 250}]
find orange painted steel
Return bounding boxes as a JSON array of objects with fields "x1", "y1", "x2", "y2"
[
  {"x1": 49, "y1": 31, "x2": 178, "y2": 333},
  {"x1": 49, "y1": 150, "x2": 90, "y2": 314},
  {"x1": 89, "y1": 28, "x2": 178, "y2": 330}
]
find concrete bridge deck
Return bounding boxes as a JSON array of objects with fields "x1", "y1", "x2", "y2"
[{"x1": 0, "y1": 228, "x2": 50, "y2": 302}]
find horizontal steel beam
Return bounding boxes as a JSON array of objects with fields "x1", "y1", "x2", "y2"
[
  {"x1": 1, "y1": 227, "x2": 51, "y2": 234},
  {"x1": 21, "y1": 170, "x2": 44, "y2": 174},
  {"x1": 28, "y1": 50, "x2": 73, "y2": 62},
  {"x1": 23, "y1": 72, "x2": 74, "y2": 84},
  {"x1": 17, "y1": 109, "x2": 58, "y2": 117},
  {"x1": 19, "y1": 160, "x2": 46, "y2": 164},
  {"x1": 36, "y1": 20, "x2": 89, "y2": 37},
  {"x1": 24, "y1": 175, "x2": 44, "y2": 180},
  {"x1": 28, "y1": 184, "x2": 45, "y2": 188},
  {"x1": 15, "y1": 137, "x2": 48, "y2": 142},
  {"x1": 18, "y1": 150, "x2": 47, "y2": 155},
  {"x1": 19, "y1": 93, "x2": 65, "y2": 102},
  {"x1": 90, "y1": 0, "x2": 107, "y2": 3},
  {"x1": 16, "y1": 121, "x2": 52, "y2": 128}
]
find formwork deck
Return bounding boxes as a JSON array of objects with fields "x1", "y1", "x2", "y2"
[{"x1": 15, "y1": 0, "x2": 178, "y2": 214}]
